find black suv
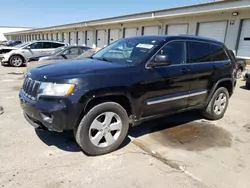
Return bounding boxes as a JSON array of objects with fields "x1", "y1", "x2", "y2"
[{"x1": 19, "y1": 35, "x2": 236, "y2": 155}]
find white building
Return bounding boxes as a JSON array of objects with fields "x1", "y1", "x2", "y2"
[
  {"x1": 4, "y1": 0, "x2": 250, "y2": 58},
  {"x1": 0, "y1": 26, "x2": 33, "y2": 41}
]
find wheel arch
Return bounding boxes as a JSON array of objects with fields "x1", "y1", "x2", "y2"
[
  {"x1": 74, "y1": 91, "x2": 135, "y2": 130},
  {"x1": 206, "y1": 78, "x2": 234, "y2": 105},
  {"x1": 9, "y1": 53, "x2": 25, "y2": 62}
]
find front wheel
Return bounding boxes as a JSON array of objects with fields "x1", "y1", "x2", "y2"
[
  {"x1": 75, "y1": 102, "x2": 129, "y2": 156},
  {"x1": 9, "y1": 55, "x2": 24, "y2": 67},
  {"x1": 201, "y1": 87, "x2": 229, "y2": 120}
]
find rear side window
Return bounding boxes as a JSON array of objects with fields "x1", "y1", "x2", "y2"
[
  {"x1": 210, "y1": 44, "x2": 229, "y2": 61},
  {"x1": 187, "y1": 41, "x2": 211, "y2": 63},
  {"x1": 52, "y1": 42, "x2": 64, "y2": 48}
]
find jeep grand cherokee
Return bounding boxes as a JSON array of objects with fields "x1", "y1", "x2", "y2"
[{"x1": 19, "y1": 35, "x2": 237, "y2": 155}]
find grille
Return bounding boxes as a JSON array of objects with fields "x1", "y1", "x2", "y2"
[{"x1": 22, "y1": 77, "x2": 41, "y2": 100}]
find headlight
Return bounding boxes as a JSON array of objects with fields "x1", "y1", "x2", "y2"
[{"x1": 37, "y1": 82, "x2": 75, "y2": 97}]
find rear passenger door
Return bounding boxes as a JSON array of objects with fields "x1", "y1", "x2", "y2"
[{"x1": 186, "y1": 41, "x2": 216, "y2": 107}]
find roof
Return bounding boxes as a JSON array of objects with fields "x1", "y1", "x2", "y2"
[
  {"x1": 123, "y1": 35, "x2": 224, "y2": 45},
  {"x1": 4, "y1": 0, "x2": 248, "y2": 35}
]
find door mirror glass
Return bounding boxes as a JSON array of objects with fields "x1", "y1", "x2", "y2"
[{"x1": 150, "y1": 54, "x2": 171, "y2": 67}]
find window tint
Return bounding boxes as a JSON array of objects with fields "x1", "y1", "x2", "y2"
[
  {"x1": 63, "y1": 48, "x2": 79, "y2": 55},
  {"x1": 157, "y1": 41, "x2": 185, "y2": 64},
  {"x1": 51, "y1": 42, "x2": 64, "y2": 48},
  {"x1": 78, "y1": 48, "x2": 86, "y2": 55},
  {"x1": 29, "y1": 42, "x2": 43, "y2": 49},
  {"x1": 210, "y1": 44, "x2": 229, "y2": 61},
  {"x1": 43, "y1": 42, "x2": 52, "y2": 48},
  {"x1": 187, "y1": 41, "x2": 211, "y2": 63}
]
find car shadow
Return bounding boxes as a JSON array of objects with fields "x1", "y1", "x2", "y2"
[
  {"x1": 35, "y1": 128, "x2": 131, "y2": 153},
  {"x1": 129, "y1": 110, "x2": 202, "y2": 138},
  {"x1": 35, "y1": 129, "x2": 81, "y2": 152},
  {"x1": 240, "y1": 85, "x2": 249, "y2": 90}
]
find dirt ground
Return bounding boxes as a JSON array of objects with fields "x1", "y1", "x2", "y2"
[{"x1": 0, "y1": 65, "x2": 249, "y2": 188}]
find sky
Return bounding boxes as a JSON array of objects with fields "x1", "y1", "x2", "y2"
[{"x1": 0, "y1": 0, "x2": 207, "y2": 28}]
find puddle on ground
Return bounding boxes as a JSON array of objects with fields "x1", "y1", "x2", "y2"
[{"x1": 149, "y1": 121, "x2": 232, "y2": 151}]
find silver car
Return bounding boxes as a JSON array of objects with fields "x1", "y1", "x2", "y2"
[{"x1": 0, "y1": 40, "x2": 66, "y2": 67}]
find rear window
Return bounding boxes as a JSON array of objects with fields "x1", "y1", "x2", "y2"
[
  {"x1": 187, "y1": 41, "x2": 211, "y2": 63},
  {"x1": 210, "y1": 44, "x2": 229, "y2": 61}
]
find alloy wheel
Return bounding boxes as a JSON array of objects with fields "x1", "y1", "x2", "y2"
[
  {"x1": 88, "y1": 112, "x2": 122, "y2": 148},
  {"x1": 213, "y1": 93, "x2": 227, "y2": 115}
]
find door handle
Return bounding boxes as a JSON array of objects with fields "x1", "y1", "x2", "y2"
[{"x1": 180, "y1": 68, "x2": 191, "y2": 74}]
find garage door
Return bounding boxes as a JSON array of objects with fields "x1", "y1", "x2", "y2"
[
  {"x1": 237, "y1": 19, "x2": 250, "y2": 57},
  {"x1": 70, "y1": 32, "x2": 77, "y2": 45},
  {"x1": 167, "y1": 24, "x2": 188, "y2": 35},
  {"x1": 124, "y1": 28, "x2": 138, "y2": 38},
  {"x1": 143, "y1": 26, "x2": 160, "y2": 35},
  {"x1": 97, "y1": 30, "x2": 105, "y2": 48},
  {"x1": 198, "y1": 21, "x2": 228, "y2": 42},
  {"x1": 109, "y1": 29, "x2": 120, "y2": 44},
  {"x1": 77, "y1": 31, "x2": 85, "y2": 45},
  {"x1": 58, "y1": 33, "x2": 62, "y2": 42},
  {"x1": 64, "y1": 32, "x2": 69, "y2": 44},
  {"x1": 52, "y1": 33, "x2": 57, "y2": 41},
  {"x1": 86, "y1": 31, "x2": 94, "y2": 47}
]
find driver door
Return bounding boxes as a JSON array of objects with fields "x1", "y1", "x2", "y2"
[{"x1": 141, "y1": 41, "x2": 192, "y2": 117}]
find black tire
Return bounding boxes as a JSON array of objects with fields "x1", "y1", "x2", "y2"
[
  {"x1": 246, "y1": 82, "x2": 250, "y2": 90},
  {"x1": 9, "y1": 55, "x2": 24, "y2": 67},
  {"x1": 75, "y1": 101, "x2": 129, "y2": 156},
  {"x1": 201, "y1": 87, "x2": 229, "y2": 120}
]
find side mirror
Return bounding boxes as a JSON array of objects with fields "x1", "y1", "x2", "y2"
[
  {"x1": 25, "y1": 46, "x2": 31, "y2": 50},
  {"x1": 149, "y1": 54, "x2": 171, "y2": 67}
]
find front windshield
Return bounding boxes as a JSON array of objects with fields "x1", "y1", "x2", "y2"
[
  {"x1": 15, "y1": 42, "x2": 32, "y2": 48},
  {"x1": 51, "y1": 46, "x2": 66, "y2": 55},
  {"x1": 92, "y1": 38, "x2": 162, "y2": 65}
]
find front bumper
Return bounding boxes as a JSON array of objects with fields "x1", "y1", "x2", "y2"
[{"x1": 19, "y1": 91, "x2": 81, "y2": 132}]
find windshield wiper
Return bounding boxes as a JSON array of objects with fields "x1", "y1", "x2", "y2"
[{"x1": 94, "y1": 57, "x2": 112, "y2": 62}]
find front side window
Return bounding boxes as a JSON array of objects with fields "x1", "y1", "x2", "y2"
[
  {"x1": 157, "y1": 41, "x2": 186, "y2": 65},
  {"x1": 210, "y1": 44, "x2": 229, "y2": 61},
  {"x1": 63, "y1": 48, "x2": 79, "y2": 55},
  {"x1": 43, "y1": 42, "x2": 52, "y2": 49},
  {"x1": 92, "y1": 38, "x2": 163, "y2": 65},
  {"x1": 28, "y1": 42, "x2": 43, "y2": 49},
  {"x1": 187, "y1": 41, "x2": 211, "y2": 63}
]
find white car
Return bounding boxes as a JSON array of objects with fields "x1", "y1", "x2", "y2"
[{"x1": 0, "y1": 40, "x2": 66, "y2": 67}]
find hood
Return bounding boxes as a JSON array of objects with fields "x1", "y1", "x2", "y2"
[
  {"x1": 0, "y1": 46, "x2": 18, "y2": 50},
  {"x1": 28, "y1": 58, "x2": 125, "y2": 80}
]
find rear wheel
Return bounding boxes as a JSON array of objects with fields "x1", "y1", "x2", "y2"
[
  {"x1": 10, "y1": 55, "x2": 24, "y2": 67},
  {"x1": 201, "y1": 87, "x2": 229, "y2": 120},
  {"x1": 236, "y1": 68, "x2": 242, "y2": 79},
  {"x1": 75, "y1": 101, "x2": 129, "y2": 156}
]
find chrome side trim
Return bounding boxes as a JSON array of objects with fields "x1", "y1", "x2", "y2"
[{"x1": 147, "y1": 90, "x2": 207, "y2": 105}]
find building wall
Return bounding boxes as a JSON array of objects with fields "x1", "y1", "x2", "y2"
[
  {"x1": 0, "y1": 27, "x2": 32, "y2": 41},
  {"x1": 5, "y1": 7, "x2": 250, "y2": 57}
]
